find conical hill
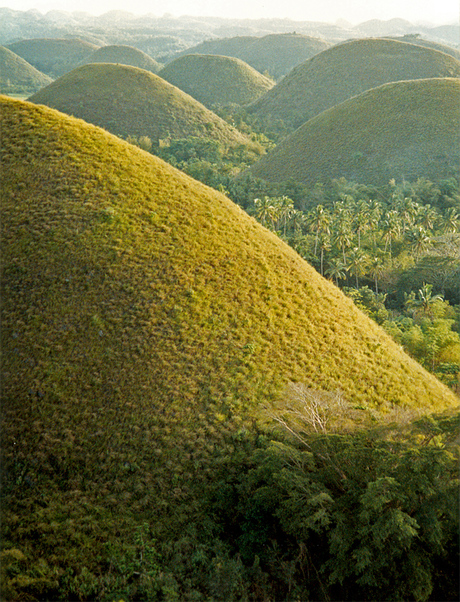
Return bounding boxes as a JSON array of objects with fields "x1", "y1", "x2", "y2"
[
  {"x1": 6, "y1": 37, "x2": 99, "y2": 78},
  {"x1": 0, "y1": 46, "x2": 52, "y2": 96},
  {"x1": 81, "y1": 44, "x2": 162, "y2": 73},
  {"x1": 182, "y1": 33, "x2": 331, "y2": 80},
  {"x1": 250, "y1": 78, "x2": 460, "y2": 186},
  {"x1": 249, "y1": 38, "x2": 460, "y2": 128},
  {"x1": 159, "y1": 54, "x2": 274, "y2": 108},
  {"x1": 2, "y1": 96, "x2": 457, "y2": 427},
  {"x1": 28, "y1": 63, "x2": 253, "y2": 148}
]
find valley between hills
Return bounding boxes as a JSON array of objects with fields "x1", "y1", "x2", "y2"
[{"x1": 1, "y1": 9, "x2": 459, "y2": 602}]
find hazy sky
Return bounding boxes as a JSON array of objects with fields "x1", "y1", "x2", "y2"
[{"x1": 3, "y1": 0, "x2": 459, "y2": 25}]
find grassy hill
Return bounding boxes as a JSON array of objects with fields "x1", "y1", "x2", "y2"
[
  {"x1": 81, "y1": 44, "x2": 162, "y2": 73},
  {"x1": 159, "y1": 54, "x2": 274, "y2": 108},
  {"x1": 28, "y1": 63, "x2": 254, "y2": 148},
  {"x1": 250, "y1": 78, "x2": 460, "y2": 186},
  {"x1": 6, "y1": 37, "x2": 99, "y2": 78},
  {"x1": 0, "y1": 45, "x2": 52, "y2": 96},
  {"x1": 249, "y1": 38, "x2": 460, "y2": 128},
  {"x1": 388, "y1": 34, "x2": 460, "y2": 61},
  {"x1": 181, "y1": 33, "x2": 331, "y2": 80},
  {"x1": 1, "y1": 96, "x2": 458, "y2": 601}
]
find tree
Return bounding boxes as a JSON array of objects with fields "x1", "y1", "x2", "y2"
[
  {"x1": 325, "y1": 257, "x2": 347, "y2": 286},
  {"x1": 368, "y1": 255, "x2": 385, "y2": 294},
  {"x1": 404, "y1": 283, "x2": 444, "y2": 318},
  {"x1": 306, "y1": 205, "x2": 330, "y2": 257},
  {"x1": 406, "y1": 225, "x2": 432, "y2": 260},
  {"x1": 347, "y1": 248, "x2": 369, "y2": 288}
]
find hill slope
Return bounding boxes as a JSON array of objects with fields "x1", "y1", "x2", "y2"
[
  {"x1": 159, "y1": 54, "x2": 274, "y2": 108},
  {"x1": 249, "y1": 78, "x2": 460, "y2": 186},
  {"x1": 181, "y1": 33, "x2": 331, "y2": 79},
  {"x1": 388, "y1": 34, "x2": 460, "y2": 61},
  {"x1": 0, "y1": 45, "x2": 52, "y2": 95},
  {"x1": 249, "y1": 38, "x2": 460, "y2": 128},
  {"x1": 28, "y1": 63, "x2": 253, "y2": 148},
  {"x1": 81, "y1": 44, "x2": 162, "y2": 73},
  {"x1": 1, "y1": 96, "x2": 458, "y2": 600},
  {"x1": 6, "y1": 37, "x2": 99, "y2": 77}
]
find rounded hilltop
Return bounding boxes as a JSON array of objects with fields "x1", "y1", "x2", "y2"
[
  {"x1": 181, "y1": 32, "x2": 331, "y2": 80},
  {"x1": 250, "y1": 78, "x2": 460, "y2": 186},
  {"x1": 28, "y1": 63, "x2": 254, "y2": 148},
  {"x1": 6, "y1": 37, "x2": 99, "y2": 78},
  {"x1": 0, "y1": 46, "x2": 52, "y2": 96},
  {"x1": 81, "y1": 44, "x2": 162, "y2": 73},
  {"x1": 159, "y1": 54, "x2": 274, "y2": 108},
  {"x1": 249, "y1": 37, "x2": 460, "y2": 128}
]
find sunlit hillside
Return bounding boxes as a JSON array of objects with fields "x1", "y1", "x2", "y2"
[
  {"x1": 250, "y1": 78, "x2": 460, "y2": 186},
  {"x1": 28, "y1": 63, "x2": 254, "y2": 148},
  {"x1": 159, "y1": 54, "x2": 274, "y2": 108},
  {"x1": 249, "y1": 38, "x2": 460, "y2": 128}
]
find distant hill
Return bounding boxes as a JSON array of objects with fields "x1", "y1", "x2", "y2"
[
  {"x1": 81, "y1": 44, "x2": 162, "y2": 73},
  {"x1": 6, "y1": 37, "x2": 99, "y2": 77},
  {"x1": 249, "y1": 38, "x2": 460, "y2": 128},
  {"x1": 180, "y1": 33, "x2": 331, "y2": 79},
  {"x1": 159, "y1": 54, "x2": 274, "y2": 108},
  {"x1": 386, "y1": 34, "x2": 460, "y2": 61},
  {"x1": 249, "y1": 78, "x2": 460, "y2": 186},
  {"x1": 28, "y1": 63, "x2": 254, "y2": 148},
  {"x1": 0, "y1": 45, "x2": 52, "y2": 96}
]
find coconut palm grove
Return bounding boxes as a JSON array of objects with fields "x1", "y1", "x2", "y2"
[{"x1": 1, "y1": 7, "x2": 459, "y2": 602}]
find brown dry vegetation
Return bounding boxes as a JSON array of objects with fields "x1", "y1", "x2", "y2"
[
  {"x1": 250, "y1": 78, "x2": 460, "y2": 186},
  {"x1": 28, "y1": 63, "x2": 255, "y2": 149},
  {"x1": 249, "y1": 38, "x2": 460, "y2": 128}
]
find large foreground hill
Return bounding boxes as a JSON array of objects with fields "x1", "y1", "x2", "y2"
[
  {"x1": 249, "y1": 38, "x2": 460, "y2": 128},
  {"x1": 28, "y1": 63, "x2": 253, "y2": 148},
  {"x1": 1, "y1": 96, "x2": 458, "y2": 601},
  {"x1": 250, "y1": 78, "x2": 460, "y2": 186}
]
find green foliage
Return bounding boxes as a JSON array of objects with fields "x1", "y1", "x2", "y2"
[
  {"x1": 0, "y1": 46, "x2": 52, "y2": 96},
  {"x1": 82, "y1": 44, "x2": 162, "y2": 73}
]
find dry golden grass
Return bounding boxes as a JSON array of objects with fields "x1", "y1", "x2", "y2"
[{"x1": 28, "y1": 63, "x2": 255, "y2": 149}]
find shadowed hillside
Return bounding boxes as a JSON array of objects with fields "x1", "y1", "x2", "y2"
[
  {"x1": 250, "y1": 78, "x2": 460, "y2": 186},
  {"x1": 1, "y1": 96, "x2": 458, "y2": 601},
  {"x1": 81, "y1": 44, "x2": 162, "y2": 73},
  {"x1": 249, "y1": 38, "x2": 460, "y2": 128},
  {"x1": 181, "y1": 33, "x2": 331, "y2": 80},
  {"x1": 0, "y1": 46, "x2": 52, "y2": 96},
  {"x1": 28, "y1": 63, "x2": 254, "y2": 148},
  {"x1": 6, "y1": 37, "x2": 99, "y2": 78},
  {"x1": 159, "y1": 54, "x2": 274, "y2": 108}
]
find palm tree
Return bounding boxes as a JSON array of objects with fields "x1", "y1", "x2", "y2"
[
  {"x1": 352, "y1": 200, "x2": 370, "y2": 249},
  {"x1": 332, "y1": 218, "x2": 353, "y2": 264},
  {"x1": 278, "y1": 196, "x2": 295, "y2": 237},
  {"x1": 439, "y1": 207, "x2": 460, "y2": 234},
  {"x1": 368, "y1": 256, "x2": 385, "y2": 294},
  {"x1": 406, "y1": 225, "x2": 432, "y2": 260},
  {"x1": 381, "y1": 210, "x2": 401, "y2": 261},
  {"x1": 318, "y1": 233, "x2": 331, "y2": 276},
  {"x1": 405, "y1": 283, "x2": 444, "y2": 318},
  {"x1": 306, "y1": 205, "x2": 330, "y2": 256},
  {"x1": 325, "y1": 257, "x2": 347, "y2": 286},
  {"x1": 347, "y1": 248, "x2": 369, "y2": 288}
]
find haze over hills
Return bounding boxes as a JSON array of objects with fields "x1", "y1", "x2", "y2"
[
  {"x1": 248, "y1": 38, "x2": 460, "y2": 129},
  {"x1": 0, "y1": 45, "x2": 52, "y2": 96},
  {"x1": 159, "y1": 54, "x2": 274, "y2": 108},
  {"x1": 179, "y1": 33, "x2": 332, "y2": 80},
  {"x1": 387, "y1": 34, "x2": 460, "y2": 60},
  {"x1": 6, "y1": 37, "x2": 99, "y2": 77},
  {"x1": 250, "y1": 77, "x2": 460, "y2": 186},
  {"x1": 80, "y1": 44, "x2": 162, "y2": 73},
  {"x1": 28, "y1": 63, "x2": 254, "y2": 148}
]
